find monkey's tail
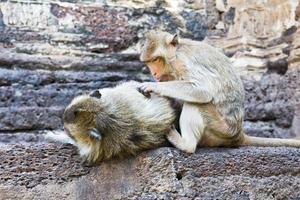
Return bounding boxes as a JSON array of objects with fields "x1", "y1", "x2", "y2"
[{"x1": 241, "y1": 134, "x2": 300, "y2": 147}]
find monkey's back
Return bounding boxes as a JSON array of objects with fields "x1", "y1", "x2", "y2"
[
  {"x1": 179, "y1": 39, "x2": 245, "y2": 133},
  {"x1": 101, "y1": 81, "x2": 176, "y2": 126}
]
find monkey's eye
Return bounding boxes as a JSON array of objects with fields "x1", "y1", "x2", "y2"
[
  {"x1": 90, "y1": 90, "x2": 102, "y2": 99},
  {"x1": 63, "y1": 109, "x2": 79, "y2": 123},
  {"x1": 74, "y1": 110, "x2": 79, "y2": 116},
  {"x1": 152, "y1": 57, "x2": 160, "y2": 62}
]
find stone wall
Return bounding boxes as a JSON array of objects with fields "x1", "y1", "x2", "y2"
[
  {"x1": 0, "y1": 0, "x2": 299, "y2": 141},
  {"x1": 0, "y1": 0, "x2": 299, "y2": 199}
]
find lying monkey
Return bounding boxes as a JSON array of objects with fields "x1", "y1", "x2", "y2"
[
  {"x1": 46, "y1": 81, "x2": 177, "y2": 164},
  {"x1": 138, "y1": 30, "x2": 300, "y2": 152}
]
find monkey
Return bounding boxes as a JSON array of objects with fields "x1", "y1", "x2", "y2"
[
  {"x1": 45, "y1": 81, "x2": 178, "y2": 164},
  {"x1": 138, "y1": 30, "x2": 300, "y2": 153}
]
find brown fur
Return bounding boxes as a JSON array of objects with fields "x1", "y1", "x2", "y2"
[{"x1": 62, "y1": 81, "x2": 177, "y2": 164}]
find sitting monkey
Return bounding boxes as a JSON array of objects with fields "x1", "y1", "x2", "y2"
[
  {"x1": 138, "y1": 30, "x2": 300, "y2": 153},
  {"x1": 46, "y1": 81, "x2": 177, "y2": 164}
]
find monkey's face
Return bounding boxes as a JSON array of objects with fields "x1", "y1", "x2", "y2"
[
  {"x1": 145, "y1": 57, "x2": 176, "y2": 82},
  {"x1": 63, "y1": 90, "x2": 103, "y2": 147},
  {"x1": 140, "y1": 30, "x2": 179, "y2": 82}
]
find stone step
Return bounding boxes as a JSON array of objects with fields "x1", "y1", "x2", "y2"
[
  {"x1": 0, "y1": 51, "x2": 146, "y2": 71},
  {"x1": 0, "y1": 67, "x2": 150, "y2": 109},
  {"x1": 0, "y1": 67, "x2": 149, "y2": 87},
  {"x1": 1, "y1": 145, "x2": 300, "y2": 199},
  {"x1": 0, "y1": 107, "x2": 64, "y2": 131},
  {"x1": 0, "y1": 131, "x2": 46, "y2": 145}
]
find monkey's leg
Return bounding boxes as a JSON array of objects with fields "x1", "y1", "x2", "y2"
[
  {"x1": 167, "y1": 103, "x2": 205, "y2": 153},
  {"x1": 139, "y1": 81, "x2": 213, "y2": 103}
]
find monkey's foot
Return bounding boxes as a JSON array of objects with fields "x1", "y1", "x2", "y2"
[
  {"x1": 167, "y1": 128, "x2": 196, "y2": 154},
  {"x1": 166, "y1": 128, "x2": 181, "y2": 145}
]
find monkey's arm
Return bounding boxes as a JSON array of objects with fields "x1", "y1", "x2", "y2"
[
  {"x1": 44, "y1": 130, "x2": 76, "y2": 145},
  {"x1": 139, "y1": 81, "x2": 213, "y2": 103}
]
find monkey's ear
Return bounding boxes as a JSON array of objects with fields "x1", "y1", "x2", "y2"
[
  {"x1": 168, "y1": 34, "x2": 179, "y2": 47},
  {"x1": 90, "y1": 90, "x2": 102, "y2": 99},
  {"x1": 89, "y1": 128, "x2": 102, "y2": 140}
]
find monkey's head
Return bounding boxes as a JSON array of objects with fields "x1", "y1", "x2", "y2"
[
  {"x1": 140, "y1": 30, "x2": 180, "y2": 82},
  {"x1": 63, "y1": 90, "x2": 104, "y2": 162}
]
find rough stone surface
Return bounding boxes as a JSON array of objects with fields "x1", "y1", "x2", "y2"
[
  {"x1": 1, "y1": 146, "x2": 300, "y2": 199},
  {"x1": 206, "y1": 0, "x2": 300, "y2": 79},
  {"x1": 0, "y1": 0, "x2": 300, "y2": 199},
  {"x1": 243, "y1": 70, "x2": 300, "y2": 138},
  {"x1": 0, "y1": 143, "x2": 90, "y2": 188}
]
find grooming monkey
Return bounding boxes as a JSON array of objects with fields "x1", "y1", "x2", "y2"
[
  {"x1": 139, "y1": 30, "x2": 300, "y2": 153},
  {"x1": 46, "y1": 81, "x2": 177, "y2": 164}
]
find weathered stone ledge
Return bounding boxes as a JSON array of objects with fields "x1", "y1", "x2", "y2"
[
  {"x1": 1, "y1": 145, "x2": 300, "y2": 199},
  {"x1": 0, "y1": 51, "x2": 145, "y2": 72},
  {"x1": 0, "y1": 67, "x2": 149, "y2": 87},
  {"x1": 0, "y1": 107, "x2": 64, "y2": 131}
]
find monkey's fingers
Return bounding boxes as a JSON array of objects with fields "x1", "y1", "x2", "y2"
[{"x1": 137, "y1": 87, "x2": 151, "y2": 98}]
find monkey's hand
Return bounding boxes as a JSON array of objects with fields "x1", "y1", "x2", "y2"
[
  {"x1": 44, "y1": 130, "x2": 75, "y2": 145},
  {"x1": 137, "y1": 82, "x2": 156, "y2": 98}
]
